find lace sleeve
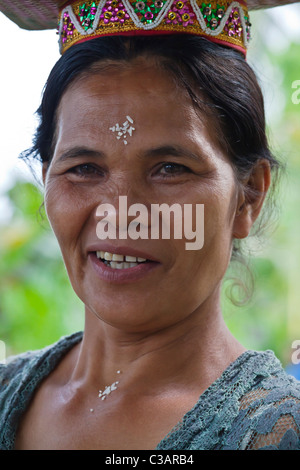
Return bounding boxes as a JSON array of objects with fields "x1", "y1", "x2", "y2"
[{"x1": 238, "y1": 384, "x2": 300, "y2": 450}]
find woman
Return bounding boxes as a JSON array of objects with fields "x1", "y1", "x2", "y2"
[{"x1": 1, "y1": 0, "x2": 300, "y2": 450}]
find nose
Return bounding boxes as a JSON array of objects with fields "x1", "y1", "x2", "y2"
[
  {"x1": 95, "y1": 195, "x2": 152, "y2": 242},
  {"x1": 94, "y1": 170, "x2": 151, "y2": 241}
]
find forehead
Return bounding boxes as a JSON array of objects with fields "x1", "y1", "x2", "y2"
[{"x1": 54, "y1": 62, "x2": 219, "y2": 155}]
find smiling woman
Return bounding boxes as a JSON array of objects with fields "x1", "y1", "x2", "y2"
[{"x1": 1, "y1": 0, "x2": 300, "y2": 451}]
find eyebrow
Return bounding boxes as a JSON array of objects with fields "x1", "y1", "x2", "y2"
[
  {"x1": 141, "y1": 145, "x2": 205, "y2": 163},
  {"x1": 56, "y1": 144, "x2": 204, "y2": 164},
  {"x1": 56, "y1": 146, "x2": 106, "y2": 163}
]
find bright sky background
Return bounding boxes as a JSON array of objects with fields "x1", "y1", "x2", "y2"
[{"x1": 0, "y1": 4, "x2": 299, "y2": 222}]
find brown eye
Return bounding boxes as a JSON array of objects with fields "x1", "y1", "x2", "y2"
[
  {"x1": 68, "y1": 164, "x2": 103, "y2": 178},
  {"x1": 159, "y1": 162, "x2": 190, "y2": 176}
]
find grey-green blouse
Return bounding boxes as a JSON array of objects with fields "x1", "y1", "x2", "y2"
[{"x1": 1, "y1": 332, "x2": 300, "y2": 450}]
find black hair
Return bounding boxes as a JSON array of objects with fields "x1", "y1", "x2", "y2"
[{"x1": 21, "y1": 35, "x2": 283, "y2": 303}]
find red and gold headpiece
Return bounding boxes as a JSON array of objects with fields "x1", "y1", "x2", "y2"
[
  {"x1": 0, "y1": 1, "x2": 299, "y2": 56},
  {"x1": 58, "y1": 0, "x2": 250, "y2": 55}
]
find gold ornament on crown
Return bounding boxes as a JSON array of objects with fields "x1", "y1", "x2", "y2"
[{"x1": 58, "y1": 0, "x2": 251, "y2": 55}]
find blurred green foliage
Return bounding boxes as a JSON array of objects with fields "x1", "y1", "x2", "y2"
[
  {"x1": 0, "y1": 16, "x2": 299, "y2": 366},
  {"x1": 223, "y1": 36, "x2": 300, "y2": 365},
  {"x1": 0, "y1": 182, "x2": 83, "y2": 357}
]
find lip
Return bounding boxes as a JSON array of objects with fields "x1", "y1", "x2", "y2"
[
  {"x1": 86, "y1": 243, "x2": 161, "y2": 284},
  {"x1": 86, "y1": 243, "x2": 160, "y2": 263},
  {"x1": 88, "y1": 252, "x2": 161, "y2": 284}
]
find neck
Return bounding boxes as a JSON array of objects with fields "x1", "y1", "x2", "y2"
[{"x1": 68, "y1": 287, "x2": 245, "y2": 395}]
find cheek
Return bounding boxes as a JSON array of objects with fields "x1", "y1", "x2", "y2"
[
  {"x1": 176, "y1": 185, "x2": 238, "y2": 280},
  {"x1": 44, "y1": 177, "x2": 94, "y2": 252},
  {"x1": 201, "y1": 192, "x2": 236, "y2": 265}
]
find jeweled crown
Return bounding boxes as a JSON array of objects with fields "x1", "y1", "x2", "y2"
[{"x1": 58, "y1": 0, "x2": 251, "y2": 55}]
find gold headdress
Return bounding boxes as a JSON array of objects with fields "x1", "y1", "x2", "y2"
[
  {"x1": 57, "y1": 1, "x2": 250, "y2": 55},
  {"x1": 0, "y1": 0, "x2": 299, "y2": 56}
]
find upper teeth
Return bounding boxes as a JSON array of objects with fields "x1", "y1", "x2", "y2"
[{"x1": 96, "y1": 251, "x2": 147, "y2": 263}]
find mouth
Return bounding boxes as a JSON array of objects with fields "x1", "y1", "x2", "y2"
[
  {"x1": 95, "y1": 250, "x2": 151, "y2": 270},
  {"x1": 87, "y1": 246, "x2": 160, "y2": 283}
]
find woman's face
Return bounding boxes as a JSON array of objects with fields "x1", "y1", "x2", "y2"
[{"x1": 43, "y1": 61, "x2": 245, "y2": 333}]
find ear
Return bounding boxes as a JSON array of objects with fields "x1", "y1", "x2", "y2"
[{"x1": 233, "y1": 160, "x2": 271, "y2": 240}]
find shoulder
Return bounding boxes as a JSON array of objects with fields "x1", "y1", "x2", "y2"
[
  {"x1": 158, "y1": 349, "x2": 300, "y2": 451},
  {"x1": 0, "y1": 332, "x2": 82, "y2": 450},
  {"x1": 0, "y1": 349, "x2": 46, "y2": 405},
  {"x1": 228, "y1": 351, "x2": 300, "y2": 450},
  {"x1": 0, "y1": 332, "x2": 83, "y2": 392},
  {"x1": 1, "y1": 349, "x2": 39, "y2": 379}
]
